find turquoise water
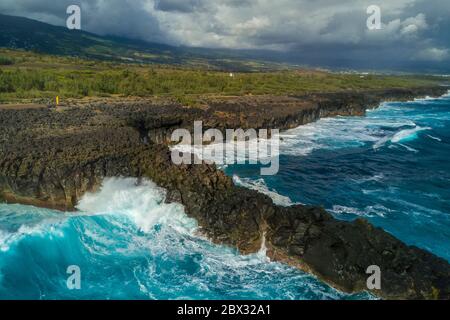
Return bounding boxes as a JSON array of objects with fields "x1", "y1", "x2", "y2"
[
  {"x1": 1, "y1": 92, "x2": 449, "y2": 299},
  {"x1": 0, "y1": 179, "x2": 367, "y2": 300}
]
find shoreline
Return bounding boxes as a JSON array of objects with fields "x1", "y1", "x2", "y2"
[{"x1": 0, "y1": 86, "x2": 449, "y2": 299}]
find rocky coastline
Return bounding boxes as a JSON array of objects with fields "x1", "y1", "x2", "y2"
[{"x1": 0, "y1": 86, "x2": 449, "y2": 299}]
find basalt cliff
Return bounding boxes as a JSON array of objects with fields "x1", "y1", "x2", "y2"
[{"x1": 0, "y1": 86, "x2": 449, "y2": 300}]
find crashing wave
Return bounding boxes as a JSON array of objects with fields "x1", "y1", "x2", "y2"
[{"x1": 0, "y1": 178, "x2": 361, "y2": 299}]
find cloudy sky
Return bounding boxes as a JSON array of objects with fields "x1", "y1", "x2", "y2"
[{"x1": 1, "y1": 0, "x2": 449, "y2": 71}]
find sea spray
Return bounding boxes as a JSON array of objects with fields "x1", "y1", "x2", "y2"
[
  {"x1": 0, "y1": 178, "x2": 361, "y2": 299},
  {"x1": 77, "y1": 177, "x2": 197, "y2": 234}
]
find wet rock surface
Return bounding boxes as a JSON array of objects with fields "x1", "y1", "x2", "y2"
[{"x1": 0, "y1": 86, "x2": 449, "y2": 299}]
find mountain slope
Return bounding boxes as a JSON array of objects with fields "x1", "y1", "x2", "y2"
[{"x1": 0, "y1": 13, "x2": 282, "y2": 71}]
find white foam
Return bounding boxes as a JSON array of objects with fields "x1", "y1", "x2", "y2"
[
  {"x1": 391, "y1": 126, "x2": 431, "y2": 143},
  {"x1": 353, "y1": 173, "x2": 385, "y2": 184},
  {"x1": 397, "y1": 143, "x2": 419, "y2": 153},
  {"x1": 233, "y1": 175, "x2": 295, "y2": 206},
  {"x1": 171, "y1": 136, "x2": 279, "y2": 168},
  {"x1": 280, "y1": 112, "x2": 423, "y2": 156},
  {"x1": 279, "y1": 92, "x2": 450, "y2": 156},
  {"x1": 414, "y1": 96, "x2": 434, "y2": 102},
  {"x1": 427, "y1": 134, "x2": 442, "y2": 142},
  {"x1": 77, "y1": 177, "x2": 197, "y2": 235},
  {"x1": 0, "y1": 204, "x2": 69, "y2": 251},
  {"x1": 373, "y1": 125, "x2": 430, "y2": 150},
  {"x1": 330, "y1": 204, "x2": 391, "y2": 218},
  {"x1": 0, "y1": 221, "x2": 66, "y2": 252}
]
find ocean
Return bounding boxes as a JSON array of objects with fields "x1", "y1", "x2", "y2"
[{"x1": 0, "y1": 92, "x2": 449, "y2": 299}]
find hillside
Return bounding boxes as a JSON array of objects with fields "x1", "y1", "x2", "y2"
[{"x1": 0, "y1": 13, "x2": 282, "y2": 71}]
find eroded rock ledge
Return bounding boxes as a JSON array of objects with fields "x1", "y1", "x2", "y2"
[{"x1": 0, "y1": 86, "x2": 449, "y2": 299}]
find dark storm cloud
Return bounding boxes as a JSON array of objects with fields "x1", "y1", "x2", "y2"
[
  {"x1": 0, "y1": 0, "x2": 449, "y2": 71},
  {"x1": 155, "y1": 0, "x2": 206, "y2": 13},
  {"x1": 0, "y1": 0, "x2": 168, "y2": 44}
]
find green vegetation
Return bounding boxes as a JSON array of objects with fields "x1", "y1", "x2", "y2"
[
  {"x1": 0, "y1": 49, "x2": 446, "y2": 104},
  {"x1": 0, "y1": 55, "x2": 14, "y2": 66}
]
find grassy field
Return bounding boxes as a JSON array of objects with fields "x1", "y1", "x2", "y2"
[{"x1": 0, "y1": 49, "x2": 446, "y2": 105}]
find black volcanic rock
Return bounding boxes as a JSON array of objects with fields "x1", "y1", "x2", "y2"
[{"x1": 0, "y1": 86, "x2": 449, "y2": 299}]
